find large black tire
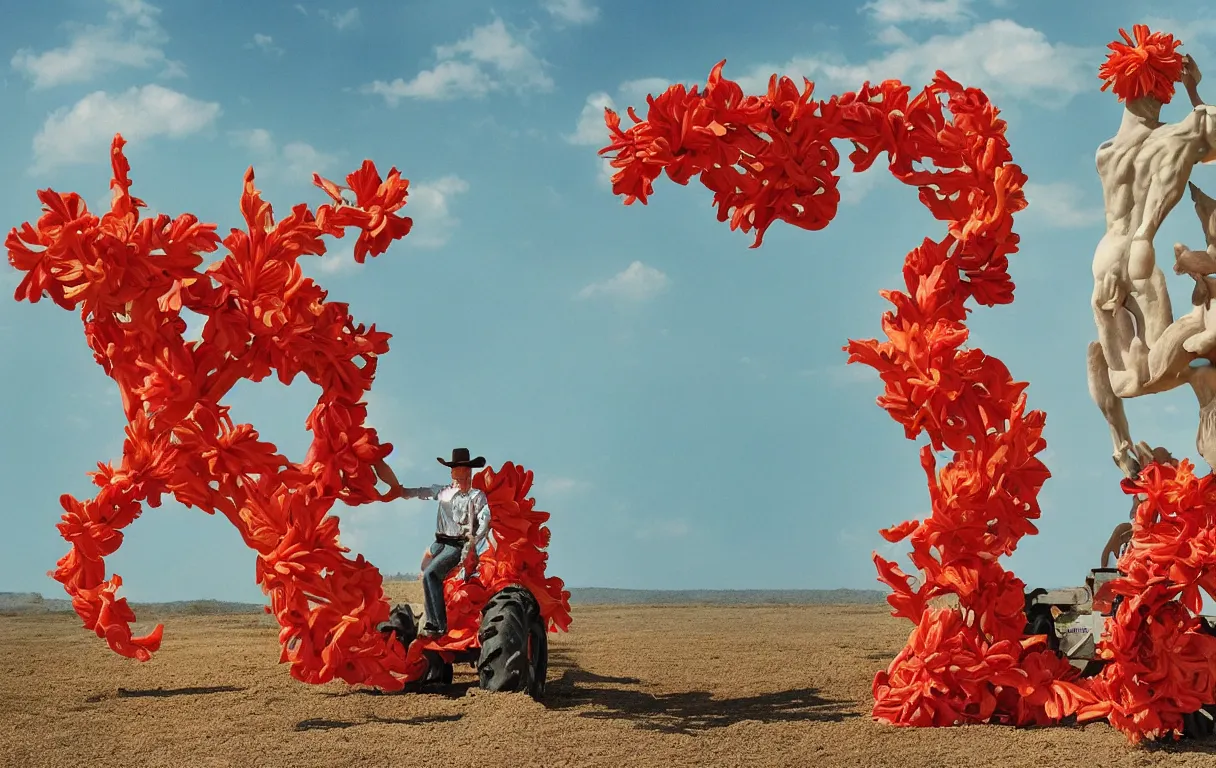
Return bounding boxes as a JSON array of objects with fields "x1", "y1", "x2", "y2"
[
  {"x1": 477, "y1": 586, "x2": 548, "y2": 698},
  {"x1": 421, "y1": 650, "x2": 454, "y2": 687},
  {"x1": 377, "y1": 606, "x2": 457, "y2": 691},
  {"x1": 377, "y1": 604, "x2": 418, "y2": 648},
  {"x1": 1024, "y1": 590, "x2": 1059, "y2": 653},
  {"x1": 528, "y1": 616, "x2": 548, "y2": 699}
]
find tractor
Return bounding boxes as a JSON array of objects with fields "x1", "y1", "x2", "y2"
[
  {"x1": 373, "y1": 462, "x2": 569, "y2": 699},
  {"x1": 1024, "y1": 529, "x2": 1216, "y2": 737},
  {"x1": 378, "y1": 585, "x2": 550, "y2": 698}
]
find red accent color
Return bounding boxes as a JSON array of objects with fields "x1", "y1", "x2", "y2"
[
  {"x1": 7, "y1": 135, "x2": 569, "y2": 690},
  {"x1": 1098, "y1": 25, "x2": 1185, "y2": 105}
]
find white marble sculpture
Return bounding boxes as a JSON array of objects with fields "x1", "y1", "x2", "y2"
[{"x1": 1087, "y1": 54, "x2": 1216, "y2": 476}]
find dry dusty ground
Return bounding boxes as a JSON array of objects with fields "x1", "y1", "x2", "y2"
[{"x1": 4, "y1": 581, "x2": 1216, "y2": 768}]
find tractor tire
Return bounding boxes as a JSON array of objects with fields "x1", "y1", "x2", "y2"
[
  {"x1": 377, "y1": 604, "x2": 418, "y2": 648},
  {"x1": 1023, "y1": 590, "x2": 1059, "y2": 653},
  {"x1": 527, "y1": 615, "x2": 549, "y2": 699},
  {"x1": 477, "y1": 586, "x2": 548, "y2": 699},
  {"x1": 421, "y1": 650, "x2": 454, "y2": 687}
]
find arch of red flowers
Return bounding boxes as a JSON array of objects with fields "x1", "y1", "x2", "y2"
[
  {"x1": 5, "y1": 140, "x2": 571, "y2": 690},
  {"x1": 595, "y1": 25, "x2": 1216, "y2": 744}
]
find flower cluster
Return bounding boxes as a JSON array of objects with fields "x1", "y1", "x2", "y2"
[
  {"x1": 6, "y1": 135, "x2": 569, "y2": 689},
  {"x1": 600, "y1": 62, "x2": 1092, "y2": 728},
  {"x1": 1098, "y1": 25, "x2": 1185, "y2": 104},
  {"x1": 1076, "y1": 463, "x2": 1216, "y2": 742}
]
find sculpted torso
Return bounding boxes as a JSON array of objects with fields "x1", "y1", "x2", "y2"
[
  {"x1": 1091, "y1": 105, "x2": 1214, "y2": 365},
  {"x1": 1085, "y1": 56, "x2": 1216, "y2": 476},
  {"x1": 1092, "y1": 114, "x2": 1203, "y2": 285}
]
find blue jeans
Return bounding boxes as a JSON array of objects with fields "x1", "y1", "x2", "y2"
[{"x1": 422, "y1": 541, "x2": 463, "y2": 632}]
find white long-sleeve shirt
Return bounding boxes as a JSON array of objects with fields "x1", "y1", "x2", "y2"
[{"x1": 409, "y1": 484, "x2": 491, "y2": 553}]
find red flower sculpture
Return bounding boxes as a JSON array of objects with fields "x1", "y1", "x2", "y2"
[
  {"x1": 599, "y1": 62, "x2": 1092, "y2": 728},
  {"x1": 1076, "y1": 462, "x2": 1216, "y2": 742},
  {"x1": 600, "y1": 32, "x2": 1216, "y2": 744},
  {"x1": 6, "y1": 135, "x2": 570, "y2": 690}
]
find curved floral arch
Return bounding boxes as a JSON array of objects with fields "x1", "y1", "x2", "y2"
[
  {"x1": 590, "y1": 57, "x2": 1206, "y2": 738},
  {"x1": 6, "y1": 136, "x2": 570, "y2": 690}
]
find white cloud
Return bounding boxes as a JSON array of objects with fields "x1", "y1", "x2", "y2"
[
  {"x1": 319, "y1": 8, "x2": 361, "y2": 30},
  {"x1": 732, "y1": 20, "x2": 1091, "y2": 107},
  {"x1": 838, "y1": 169, "x2": 884, "y2": 206},
  {"x1": 875, "y1": 25, "x2": 914, "y2": 46},
  {"x1": 306, "y1": 175, "x2": 469, "y2": 266},
  {"x1": 430, "y1": 20, "x2": 549, "y2": 89},
  {"x1": 598, "y1": 158, "x2": 618, "y2": 188},
  {"x1": 568, "y1": 79, "x2": 685, "y2": 146},
  {"x1": 230, "y1": 128, "x2": 338, "y2": 187},
  {"x1": 317, "y1": 242, "x2": 358, "y2": 274},
  {"x1": 366, "y1": 61, "x2": 489, "y2": 103},
  {"x1": 282, "y1": 141, "x2": 337, "y2": 181},
  {"x1": 577, "y1": 261, "x2": 669, "y2": 302},
  {"x1": 863, "y1": 0, "x2": 972, "y2": 24},
  {"x1": 32, "y1": 85, "x2": 220, "y2": 173},
  {"x1": 543, "y1": 0, "x2": 600, "y2": 25},
  {"x1": 246, "y1": 33, "x2": 283, "y2": 56},
  {"x1": 567, "y1": 91, "x2": 615, "y2": 145},
  {"x1": 1022, "y1": 181, "x2": 1104, "y2": 229},
  {"x1": 571, "y1": 79, "x2": 692, "y2": 186},
  {"x1": 231, "y1": 127, "x2": 275, "y2": 154},
  {"x1": 362, "y1": 18, "x2": 552, "y2": 104},
  {"x1": 405, "y1": 176, "x2": 470, "y2": 248},
  {"x1": 11, "y1": 0, "x2": 184, "y2": 90}
]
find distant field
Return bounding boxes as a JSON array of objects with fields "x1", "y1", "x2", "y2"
[{"x1": 0, "y1": 583, "x2": 888, "y2": 617}]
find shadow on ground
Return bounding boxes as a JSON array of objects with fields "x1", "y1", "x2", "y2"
[
  {"x1": 295, "y1": 714, "x2": 463, "y2": 732},
  {"x1": 86, "y1": 686, "x2": 246, "y2": 702},
  {"x1": 320, "y1": 679, "x2": 477, "y2": 699},
  {"x1": 542, "y1": 649, "x2": 858, "y2": 735}
]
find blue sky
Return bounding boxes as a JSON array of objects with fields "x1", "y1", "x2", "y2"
[{"x1": 2, "y1": 0, "x2": 1215, "y2": 604}]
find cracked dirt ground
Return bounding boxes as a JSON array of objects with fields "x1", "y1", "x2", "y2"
[{"x1": 3, "y1": 586, "x2": 1216, "y2": 768}]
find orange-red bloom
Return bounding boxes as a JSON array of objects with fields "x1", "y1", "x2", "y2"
[
  {"x1": 600, "y1": 34, "x2": 1216, "y2": 744},
  {"x1": 1099, "y1": 25, "x2": 1185, "y2": 104},
  {"x1": 6, "y1": 135, "x2": 569, "y2": 691}
]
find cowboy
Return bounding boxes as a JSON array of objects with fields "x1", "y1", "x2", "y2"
[{"x1": 388, "y1": 448, "x2": 492, "y2": 637}]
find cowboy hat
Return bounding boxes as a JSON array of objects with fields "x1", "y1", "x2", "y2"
[{"x1": 437, "y1": 447, "x2": 486, "y2": 468}]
